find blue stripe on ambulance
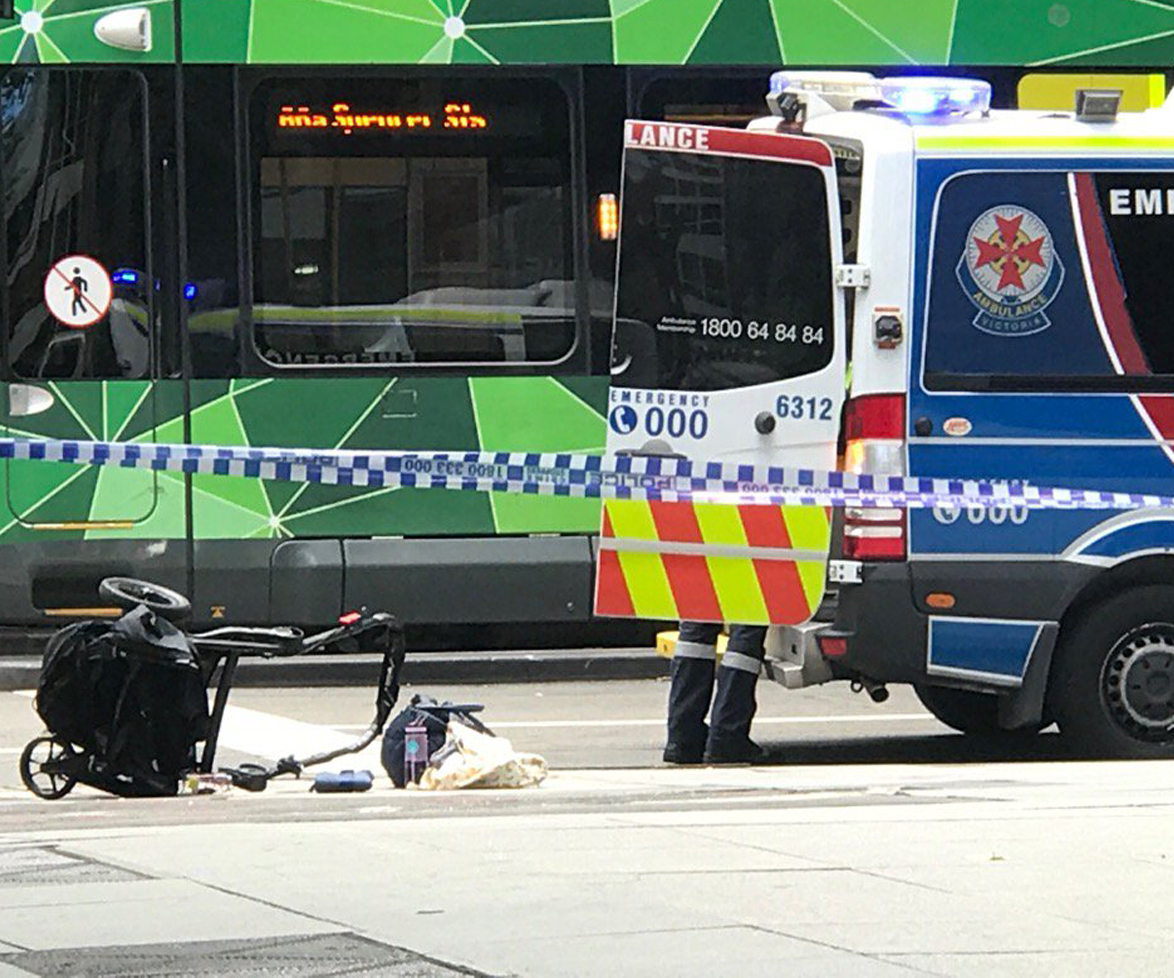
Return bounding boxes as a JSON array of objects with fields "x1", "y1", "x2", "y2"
[
  {"x1": 1068, "y1": 518, "x2": 1174, "y2": 561},
  {"x1": 927, "y1": 618, "x2": 1046, "y2": 686}
]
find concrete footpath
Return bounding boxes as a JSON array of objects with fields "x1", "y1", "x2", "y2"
[
  {"x1": 1, "y1": 759, "x2": 1173, "y2": 977},
  {"x1": 2, "y1": 673, "x2": 1174, "y2": 977}
]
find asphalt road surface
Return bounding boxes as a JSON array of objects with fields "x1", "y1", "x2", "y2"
[{"x1": 0, "y1": 678, "x2": 1171, "y2": 977}]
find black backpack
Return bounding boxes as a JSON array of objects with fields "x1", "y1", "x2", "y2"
[
  {"x1": 36, "y1": 605, "x2": 210, "y2": 797},
  {"x1": 381, "y1": 695, "x2": 489, "y2": 787}
]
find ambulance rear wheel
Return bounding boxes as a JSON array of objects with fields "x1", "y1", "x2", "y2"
[{"x1": 1052, "y1": 585, "x2": 1174, "y2": 759}]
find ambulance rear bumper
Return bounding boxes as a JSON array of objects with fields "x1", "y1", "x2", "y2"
[{"x1": 764, "y1": 620, "x2": 837, "y2": 689}]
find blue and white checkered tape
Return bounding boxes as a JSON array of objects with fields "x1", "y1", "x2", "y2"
[{"x1": 1, "y1": 436, "x2": 1172, "y2": 511}]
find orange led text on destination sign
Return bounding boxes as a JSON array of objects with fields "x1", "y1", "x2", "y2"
[{"x1": 277, "y1": 102, "x2": 489, "y2": 135}]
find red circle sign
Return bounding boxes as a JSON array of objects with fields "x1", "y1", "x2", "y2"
[{"x1": 43, "y1": 254, "x2": 113, "y2": 330}]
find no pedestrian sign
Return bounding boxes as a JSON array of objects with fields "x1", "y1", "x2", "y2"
[{"x1": 43, "y1": 255, "x2": 113, "y2": 330}]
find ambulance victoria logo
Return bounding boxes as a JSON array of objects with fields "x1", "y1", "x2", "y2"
[{"x1": 956, "y1": 206, "x2": 1064, "y2": 336}]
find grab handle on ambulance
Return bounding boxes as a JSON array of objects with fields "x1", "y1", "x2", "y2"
[{"x1": 616, "y1": 447, "x2": 688, "y2": 461}]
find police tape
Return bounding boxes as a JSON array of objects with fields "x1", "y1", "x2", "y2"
[{"x1": 1, "y1": 435, "x2": 1172, "y2": 511}]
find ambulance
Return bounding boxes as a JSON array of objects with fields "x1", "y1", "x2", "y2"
[{"x1": 602, "y1": 72, "x2": 1174, "y2": 759}]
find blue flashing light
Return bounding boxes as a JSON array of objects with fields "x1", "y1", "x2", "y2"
[
  {"x1": 112, "y1": 269, "x2": 140, "y2": 286},
  {"x1": 183, "y1": 283, "x2": 197, "y2": 300},
  {"x1": 878, "y1": 76, "x2": 991, "y2": 117}
]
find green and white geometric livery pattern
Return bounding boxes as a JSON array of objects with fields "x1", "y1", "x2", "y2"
[
  {"x1": 0, "y1": 376, "x2": 608, "y2": 542},
  {"x1": 183, "y1": 0, "x2": 1174, "y2": 68},
  {"x1": 5, "y1": 1, "x2": 1174, "y2": 69},
  {"x1": 0, "y1": 1, "x2": 175, "y2": 64}
]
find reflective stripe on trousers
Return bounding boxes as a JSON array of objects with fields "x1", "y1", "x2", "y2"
[
  {"x1": 674, "y1": 640, "x2": 718, "y2": 661},
  {"x1": 721, "y1": 651, "x2": 763, "y2": 675}
]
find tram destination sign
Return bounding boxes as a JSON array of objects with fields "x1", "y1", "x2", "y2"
[{"x1": 276, "y1": 100, "x2": 489, "y2": 136}]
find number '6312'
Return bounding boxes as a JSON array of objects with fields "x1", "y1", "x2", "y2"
[{"x1": 776, "y1": 395, "x2": 834, "y2": 421}]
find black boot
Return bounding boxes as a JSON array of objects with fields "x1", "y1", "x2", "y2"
[
  {"x1": 704, "y1": 661, "x2": 766, "y2": 765},
  {"x1": 663, "y1": 655, "x2": 715, "y2": 764}
]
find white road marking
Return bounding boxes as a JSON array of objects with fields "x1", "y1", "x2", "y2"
[
  {"x1": 334, "y1": 714, "x2": 937, "y2": 731},
  {"x1": 217, "y1": 705, "x2": 358, "y2": 758}
]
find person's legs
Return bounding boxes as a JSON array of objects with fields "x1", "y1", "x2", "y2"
[
  {"x1": 664, "y1": 621, "x2": 721, "y2": 764},
  {"x1": 705, "y1": 625, "x2": 767, "y2": 764}
]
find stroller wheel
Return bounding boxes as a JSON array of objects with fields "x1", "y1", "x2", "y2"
[
  {"x1": 99, "y1": 577, "x2": 191, "y2": 622},
  {"x1": 20, "y1": 736, "x2": 79, "y2": 800}
]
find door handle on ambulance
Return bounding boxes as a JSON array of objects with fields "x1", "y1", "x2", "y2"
[
  {"x1": 616, "y1": 447, "x2": 687, "y2": 460},
  {"x1": 7, "y1": 384, "x2": 55, "y2": 418}
]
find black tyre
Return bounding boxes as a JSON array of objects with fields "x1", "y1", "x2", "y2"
[
  {"x1": 915, "y1": 684, "x2": 1007, "y2": 735},
  {"x1": 1051, "y1": 585, "x2": 1174, "y2": 758},
  {"x1": 99, "y1": 577, "x2": 191, "y2": 622},
  {"x1": 19, "y1": 736, "x2": 78, "y2": 800}
]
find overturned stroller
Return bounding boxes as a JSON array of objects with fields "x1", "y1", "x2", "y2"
[{"x1": 19, "y1": 578, "x2": 405, "y2": 799}]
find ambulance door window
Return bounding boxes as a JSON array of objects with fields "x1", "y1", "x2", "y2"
[
  {"x1": 614, "y1": 149, "x2": 834, "y2": 392},
  {"x1": 1090, "y1": 172, "x2": 1174, "y2": 376},
  {"x1": 1, "y1": 69, "x2": 151, "y2": 380}
]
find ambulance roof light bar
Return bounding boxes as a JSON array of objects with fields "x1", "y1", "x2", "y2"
[
  {"x1": 768, "y1": 71, "x2": 882, "y2": 117},
  {"x1": 767, "y1": 71, "x2": 991, "y2": 120},
  {"x1": 877, "y1": 76, "x2": 992, "y2": 117}
]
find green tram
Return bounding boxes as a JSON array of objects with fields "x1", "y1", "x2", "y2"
[{"x1": 0, "y1": 1, "x2": 1165, "y2": 629}]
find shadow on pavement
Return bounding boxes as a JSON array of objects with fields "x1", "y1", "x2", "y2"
[{"x1": 755, "y1": 731, "x2": 1082, "y2": 766}]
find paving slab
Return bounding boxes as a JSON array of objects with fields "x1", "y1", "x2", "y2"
[
  {"x1": 0, "y1": 879, "x2": 341, "y2": 952},
  {"x1": 882, "y1": 949, "x2": 1174, "y2": 978},
  {"x1": 437, "y1": 926, "x2": 930, "y2": 978}
]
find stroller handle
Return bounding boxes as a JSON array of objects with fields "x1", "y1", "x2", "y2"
[{"x1": 188, "y1": 611, "x2": 394, "y2": 658}]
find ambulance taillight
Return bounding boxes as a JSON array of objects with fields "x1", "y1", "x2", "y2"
[{"x1": 842, "y1": 394, "x2": 906, "y2": 562}]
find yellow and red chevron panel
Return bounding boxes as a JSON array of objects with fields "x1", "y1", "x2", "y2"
[{"x1": 594, "y1": 500, "x2": 830, "y2": 625}]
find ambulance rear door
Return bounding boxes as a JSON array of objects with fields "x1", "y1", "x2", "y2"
[{"x1": 597, "y1": 121, "x2": 847, "y2": 626}]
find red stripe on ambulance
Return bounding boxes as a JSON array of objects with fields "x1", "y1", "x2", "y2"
[
  {"x1": 737, "y1": 505, "x2": 793, "y2": 549},
  {"x1": 660, "y1": 553, "x2": 722, "y2": 621},
  {"x1": 752, "y1": 558, "x2": 810, "y2": 625},
  {"x1": 624, "y1": 121, "x2": 832, "y2": 167},
  {"x1": 649, "y1": 501, "x2": 705, "y2": 544}
]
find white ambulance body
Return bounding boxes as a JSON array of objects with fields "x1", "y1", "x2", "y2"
[{"x1": 607, "y1": 73, "x2": 1174, "y2": 757}]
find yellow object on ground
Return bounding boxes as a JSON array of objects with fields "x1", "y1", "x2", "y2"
[
  {"x1": 1017, "y1": 73, "x2": 1166, "y2": 112},
  {"x1": 656, "y1": 630, "x2": 728, "y2": 660}
]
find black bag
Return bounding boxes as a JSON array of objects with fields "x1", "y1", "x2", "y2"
[
  {"x1": 381, "y1": 695, "x2": 489, "y2": 787},
  {"x1": 35, "y1": 605, "x2": 210, "y2": 797}
]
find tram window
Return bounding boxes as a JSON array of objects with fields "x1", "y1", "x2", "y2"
[
  {"x1": 614, "y1": 150, "x2": 834, "y2": 392},
  {"x1": 249, "y1": 76, "x2": 574, "y2": 368},
  {"x1": 637, "y1": 72, "x2": 770, "y2": 127},
  {"x1": 2, "y1": 69, "x2": 151, "y2": 380}
]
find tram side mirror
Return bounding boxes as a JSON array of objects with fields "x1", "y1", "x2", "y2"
[
  {"x1": 8, "y1": 383, "x2": 55, "y2": 418},
  {"x1": 94, "y1": 8, "x2": 152, "y2": 52}
]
